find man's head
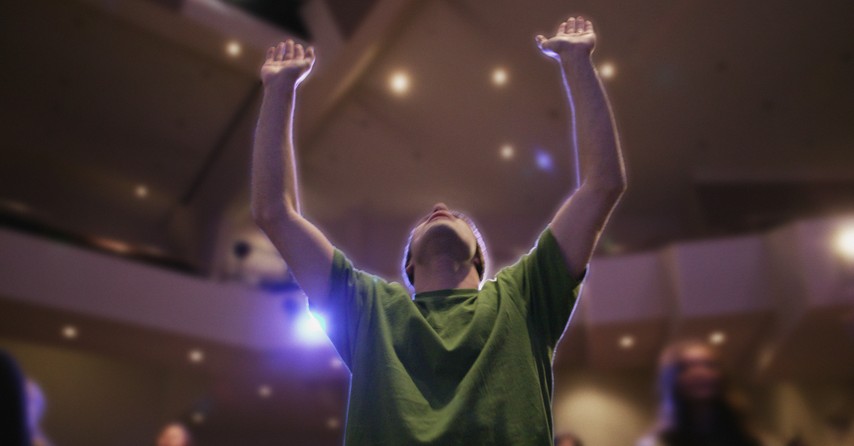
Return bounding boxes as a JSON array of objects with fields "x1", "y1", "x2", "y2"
[
  {"x1": 402, "y1": 203, "x2": 487, "y2": 289},
  {"x1": 554, "y1": 432, "x2": 584, "y2": 446},
  {"x1": 157, "y1": 422, "x2": 192, "y2": 446}
]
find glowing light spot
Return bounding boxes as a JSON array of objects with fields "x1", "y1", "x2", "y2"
[
  {"x1": 709, "y1": 331, "x2": 726, "y2": 345},
  {"x1": 599, "y1": 62, "x2": 615, "y2": 79},
  {"x1": 226, "y1": 41, "x2": 242, "y2": 58},
  {"x1": 191, "y1": 412, "x2": 205, "y2": 424},
  {"x1": 295, "y1": 311, "x2": 328, "y2": 345},
  {"x1": 330, "y1": 357, "x2": 344, "y2": 369},
  {"x1": 619, "y1": 335, "x2": 635, "y2": 349},
  {"x1": 535, "y1": 150, "x2": 553, "y2": 171},
  {"x1": 836, "y1": 226, "x2": 854, "y2": 261},
  {"x1": 258, "y1": 384, "x2": 273, "y2": 398},
  {"x1": 135, "y1": 184, "x2": 148, "y2": 199},
  {"x1": 62, "y1": 325, "x2": 78, "y2": 340},
  {"x1": 389, "y1": 71, "x2": 410, "y2": 95},
  {"x1": 188, "y1": 349, "x2": 204, "y2": 364},
  {"x1": 492, "y1": 68, "x2": 508, "y2": 86},
  {"x1": 326, "y1": 417, "x2": 341, "y2": 430},
  {"x1": 500, "y1": 144, "x2": 514, "y2": 160}
]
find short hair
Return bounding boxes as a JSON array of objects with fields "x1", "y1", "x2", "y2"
[{"x1": 401, "y1": 211, "x2": 487, "y2": 289}]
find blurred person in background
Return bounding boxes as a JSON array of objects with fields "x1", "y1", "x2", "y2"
[
  {"x1": 0, "y1": 350, "x2": 29, "y2": 446},
  {"x1": 25, "y1": 379, "x2": 53, "y2": 446},
  {"x1": 251, "y1": 14, "x2": 625, "y2": 445},
  {"x1": 555, "y1": 431, "x2": 584, "y2": 446},
  {"x1": 156, "y1": 422, "x2": 193, "y2": 446},
  {"x1": 637, "y1": 340, "x2": 781, "y2": 446}
]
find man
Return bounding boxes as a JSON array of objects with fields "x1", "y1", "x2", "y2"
[
  {"x1": 251, "y1": 16, "x2": 625, "y2": 445},
  {"x1": 156, "y1": 422, "x2": 193, "y2": 446}
]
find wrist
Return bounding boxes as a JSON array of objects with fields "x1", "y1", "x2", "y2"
[
  {"x1": 559, "y1": 50, "x2": 593, "y2": 67},
  {"x1": 262, "y1": 78, "x2": 298, "y2": 96},
  {"x1": 560, "y1": 53, "x2": 595, "y2": 77}
]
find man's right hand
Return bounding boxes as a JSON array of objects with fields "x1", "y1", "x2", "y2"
[{"x1": 261, "y1": 40, "x2": 316, "y2": 89}]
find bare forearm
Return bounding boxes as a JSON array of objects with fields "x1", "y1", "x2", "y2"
[
  {"x1": 561, "y1": 57, "x2": 626, "y2": 192},
  {"x1": 251, "y1": 84, "x2": 300, "y2": 221}
]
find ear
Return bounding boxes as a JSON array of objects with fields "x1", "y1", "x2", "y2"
[
  {"x1": 472, "y1": 245, "x2": 485, "y2": 279},
  {"x1": 405, "y1": 261, "x2": 415, "y2": 286}
]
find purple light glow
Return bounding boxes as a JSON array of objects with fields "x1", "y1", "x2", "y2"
[{"x1": 295, "y1": 311, "x2": 328, "y2": 345}]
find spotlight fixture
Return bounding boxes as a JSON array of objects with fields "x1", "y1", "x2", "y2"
[
  {"x1": 619, "y1": 335, "x2": 635, "y2": 349},
  {"x1": 188, "y1": 349, "x2": 204, "y2": 364},
  {"x1": 62, "y1": 325, "x2": 78, "y2": 340},
  {"x1": 326, "y1": 417, "x2": 341, "y2": 430},
  {"x1": 598, "y1": 62, "x2": 615, "y2": 79},
  {"x1": 389, "y1": 71, "x2": 410, "y2": 95},
  {"x1": 500, "y1": 144, "x2": 514, "y2": 160},
  {"x1": 835, "y1": 226, "x2": 854, "y2": 261},
  {"x1": 492, "y1": 68, "x2": 508, "y2": 86},
  {"x1": 135, "y1": 184, "x2": 149, "y2": 199},
  {"x1": 226, "y1": 40, "x2": 242, "y2": 58}
]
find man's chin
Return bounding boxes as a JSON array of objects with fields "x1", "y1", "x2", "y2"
[{"x1": 417, "y1": 224, "x2": 472, "y2": 259}]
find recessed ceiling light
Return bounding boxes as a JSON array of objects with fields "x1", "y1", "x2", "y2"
[
  {"x1": 326, "y1": 417, "x2": 341, "y2": 430},
  {"x1": 535, "y1": 149, "x2": 553, "y2": 171},
  {"x1": 389, "y1": 71, "x2": 410, "y2": 95},
  {"x1": 492, "y1": 68, "x2": 508, "y2": 86},
  {"x1": 188, "y1": 349, "x2": 204, "y2": 364},
  {"x1": 61, "y1": 325, "x2": 78, "y2": 340},
  {"x1": 258, "y1": 384, "x2": 273, "y2": 398},
  {"x1": 135, "y1": 184, "x2": 148, "y2": 199},
  {"x1": 191, "y1": 411, "x2": 205, "y2": 424},
  {"x1": 619, "y1": 335, "x2": 634, "y2": 349},
  {"x1": 598, "y1": 62, "x2": 615, "y2": 79},
  {"x1": 835, "y1": 227, "x2": 854, "y2": 261},
  {"x1": 709, "y1": 331, "x2": 726, "y2": 345},
  {"x1": 226, "y1": 40, "x2": 242, "y2": 58},
  {"x1": 500, "y1": 144, "x2": 514, "y2": 160}
]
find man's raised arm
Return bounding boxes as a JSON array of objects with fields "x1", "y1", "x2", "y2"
[
  {"x1": 251, "y1": 40, "x2": 335, "y2": 305},
  {"x1": 536, "y1": 17, "x2": 627, "y2": 279}
]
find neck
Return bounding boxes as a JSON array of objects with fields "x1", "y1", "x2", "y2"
[{"x1": 413, "y1": 255, "x2": 480, "y2": 294}]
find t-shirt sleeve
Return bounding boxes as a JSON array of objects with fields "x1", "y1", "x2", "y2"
[
  {"x1": 308, "y1": 248, "x2": 399, "y2": 368},
  {"x1": 494, "y1": 228, "x2": 586, "y2": 347}
]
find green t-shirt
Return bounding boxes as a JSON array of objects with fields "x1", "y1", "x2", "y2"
[{"x1": 313, "y1": 228, "x2": 585, "y2": 445}]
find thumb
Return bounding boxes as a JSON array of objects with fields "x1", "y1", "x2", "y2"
[{"x1": 535, "y1": 35, "x2": 547, "y2": 48}]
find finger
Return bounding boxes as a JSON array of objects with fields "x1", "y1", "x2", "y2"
[
  {"x1": 265, "y1": 46, "x2": 274, "y2": 61},
  {"x1": 567, "y1": 17, "x2": 576, "y2": 34},
  {"x1": 275, "y1": 42, "x2": 285, "y2": 61},
  {"x1": 576, "y1": 16, "x2": 585, "y2": 33},
  {"x1": 285, "y1": 40, "x2": 295, "y2": 60},
  {"x1": 535, "y1": 34, "x2": 546, "y2": 47},
  {"x1": 558, "y1": 21, "x2": 567, "y2": 34},
  {"x1": 306, "y1": 46, "x2": 316, "y2": 61},
  {"x1": 295, "y1": 43, "x2": 305, "y2": 60},
  {"x1": 585, "y1": 20, "x2": 593, "y2": 33}
]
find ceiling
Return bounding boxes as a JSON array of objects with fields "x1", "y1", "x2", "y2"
[
  {"x1": 0, "y1": 0, "x2": 853, "y2": 441},
  {"x1": 1, "y1": 0, "x2": 852, "y2": 277}
]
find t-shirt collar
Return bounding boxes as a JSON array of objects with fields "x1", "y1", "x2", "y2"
[{"x1": 413, "y1": 288, "x2": 479, "y2": 300}]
